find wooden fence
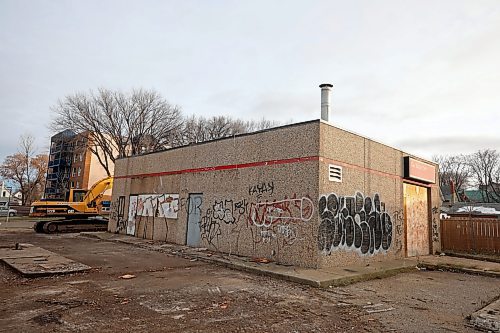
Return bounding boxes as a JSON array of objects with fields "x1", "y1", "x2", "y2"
[{"x1": 441, "y1": 217, "x2": 500, "y2": 255}]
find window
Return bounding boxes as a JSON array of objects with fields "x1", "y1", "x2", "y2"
[
  {"x1": 79, "y1": 153, "x2": 83, "y2": 162},
  {"x1": 76, "y1": 181, "x2": 80, "y2": 188},
  {"x1": 70, "y1": 181, "x2": 74, "y2": 188},
  {"x1": 77, "y1": 167, "x2": 81, "y2": 176},
  {"x1": 72, "y1": 168, "x2": 76, "y2": 176},
  {"x1": 74, "y1": 154, "x2": 77, "y2": 162}
]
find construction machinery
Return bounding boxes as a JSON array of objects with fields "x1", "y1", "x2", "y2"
[{"x1": 30, "y1": 177, "x2": 113, "y2": 233}]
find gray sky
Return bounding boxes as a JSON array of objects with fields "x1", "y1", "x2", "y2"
[{"x1": 1, "y1": 0, "x2": 499, "y2": 162}]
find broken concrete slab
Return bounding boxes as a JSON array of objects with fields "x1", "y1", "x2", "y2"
[
  {"x1": 79, "y1": 232, "x2": 500, "y2": 288},
  {"x1": 79, "y1": 232, "x2": 417, "y2": 287},
  {"x1": 470, "y1": 297, "x2": 500, "y2": 332},
  {"x1": 417, "y1": 255, "x2": 500, "y2": 278},
  {"x1": 0, "y1": 243, "x2": 91, "y2": 277}
]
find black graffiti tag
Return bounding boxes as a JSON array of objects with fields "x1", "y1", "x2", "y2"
[{"x1": 317, "y1": 192, "x2": 393, "y2": 255}]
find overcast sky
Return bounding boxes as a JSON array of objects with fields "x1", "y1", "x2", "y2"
[{"x1": 1, "y1": 0, "x2": 499, "y2": 163}]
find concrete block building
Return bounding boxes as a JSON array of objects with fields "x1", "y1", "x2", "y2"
[{"x1": 109, "y1": 86, "x2": 440, "y2": 269}]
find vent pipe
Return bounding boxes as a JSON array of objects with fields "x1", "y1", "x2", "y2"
[{"x1": 319, "y1": 83, "x2": 333, "y2": 122}]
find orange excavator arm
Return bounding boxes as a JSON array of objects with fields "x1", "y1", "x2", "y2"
[{"x1": 82, "y1": 176, "x2": 113, "y2": 207}]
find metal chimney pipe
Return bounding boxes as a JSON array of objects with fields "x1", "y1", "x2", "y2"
[{"x1": 319, "y1": 83, "x2": 333, "y2": 121}]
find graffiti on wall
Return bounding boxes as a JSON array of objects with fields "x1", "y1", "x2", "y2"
[
  {"x1": 431, "y1": 206, "x2": 440, "y2": 242},
  {"x1": 127, "y1": 195, "x2": 138, "y2": 236},
  {"x1": 198, "y1": 184, "x2": 314, "y2": 250},
  {"x1": 392, "y1": 209, "x2": 404, "y2": 253},
  {"x1": 248, "y1": 181, "x2": 275, "y2": 198},
  {"x1": 249, "y1": 197, "x2": 314, "y2": 227},
  {"x1": 199, "y1": 199, "x2": 250, "y2": 248},
  {"x1": 112, "y1": 196, "x2": 127, "y2": 232},
  {"x1": 135, "y1": 194, "x2": 179, "y2": 219},
  {"x1": 317, "y1": 192, "x2": 393, "y2": 256}
]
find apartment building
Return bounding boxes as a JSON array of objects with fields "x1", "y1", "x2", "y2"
[{"x1": 45, "y1": 130, "x2": 111, "y2": 200}]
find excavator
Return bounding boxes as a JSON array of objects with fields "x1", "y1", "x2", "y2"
[{"x1": 30, "y1": 177, "x2": 113, "y2": 233}]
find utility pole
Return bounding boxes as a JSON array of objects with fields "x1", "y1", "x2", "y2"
[{"x1": 5, "y1": 187, "x2": 12, "y2": 222}]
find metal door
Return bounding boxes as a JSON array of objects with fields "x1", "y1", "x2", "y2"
[
  {"x1": 186, "y1": 194, "x2": 203, "y2": 247},
  {"x1": 404, "y1": 183, "x2": 430, "y2": 256}
]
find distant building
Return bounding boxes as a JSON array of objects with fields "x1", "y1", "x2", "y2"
[
  {"x1": 0, "y1": 181, "x2": 11, "y2": 199},
  {"x1": 44, "y1": 130, "x2": 112, "y2": 200},
  {"x1": 446, "y1": 202, "x2": 500, "y2": 219},
  {"x1": 0, "y1": 182, "x2": 21, "y2": 206}
]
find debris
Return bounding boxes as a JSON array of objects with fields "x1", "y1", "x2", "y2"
[
  {"x1": 194, "y1": 248, "x2": 208, "y2": 252},
  {"x1": 336, "y1": 302, "x2": 352, "y2": 306},
  {"x1": 208, "y1": 287, "x2": 221, "y2": 294},
  {"x1": 213, "y1": 301, "x2": 229, "y2": 309},
  {"x1": 119, "y1": 274, "x2": 136, "y2": 279},
  {"x1": 206, "y1": 253, "x2": 213, "y2": 257},
  {"x1": 440, "y1": 252, "x2": 446, "y2": 256},
  {"x1": 120, "y1": 300, "x2": 129, "y2": 305},
  {"x1": 366, "y1": 307, "x2": 395, "y2": 314},
  {"x1": 363, "y1": 303, "x2": 384, "y2": 309},
  {"x1": 172, "y1": 314, "x2": 184, "y2": 320},
  {"x1": 190, "y1": 259, "x2": 197, "y2": 262},
  {"x1": 251, "y1": 257, "x2": 272, "y2": 264}
]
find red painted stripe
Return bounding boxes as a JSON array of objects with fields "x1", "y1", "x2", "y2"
[
  {"x1": 114, "y1": 156, "x2": 319, "y2": 179},
  {"x1": 114, "y1": 154, "x2": 437, "y2": 188}
]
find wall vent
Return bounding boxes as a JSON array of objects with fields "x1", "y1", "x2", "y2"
[{"x1": 328, "y1": 164, "x2": 342, "y2": 182}]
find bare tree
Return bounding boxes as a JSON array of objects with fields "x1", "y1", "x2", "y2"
[
  {"x1": 0, "y1": 135, "x2": 48, "y2": 205},
  {"x1": 432, "y1": 154, "x2": 471, "y2": 199},
  {"x1": 467, "y1": 149, "x2": 500, "y2": 202},
  {"x1": 51, "y1": 88, "x2": 183, "y2": 175},
  {"x1": 171, "y1": 115, "x2": 280, "y2": 146}
]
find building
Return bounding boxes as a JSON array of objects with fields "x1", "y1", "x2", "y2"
[
  {"x1": 45, "y1": 130, "x2": 111, "y2": 200},
  {"x1": 108, "y1": 85, "x2": 440, "y2": 269}
]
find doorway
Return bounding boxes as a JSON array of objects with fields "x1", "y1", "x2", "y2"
[
  {"x1": 404, "y1": 183, "x2": 429, "y2": 256},
  {"x1": 186, "y1": 194, "x2": 203, "y2": 247}
]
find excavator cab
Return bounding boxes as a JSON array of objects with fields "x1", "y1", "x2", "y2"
[{"x1": 69, "y1": 189, "x2": 86, "y2": 203}]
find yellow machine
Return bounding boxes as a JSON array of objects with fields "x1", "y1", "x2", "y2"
[{"x1": 31, "y1": 177, "x2": 113, "y2": 233}]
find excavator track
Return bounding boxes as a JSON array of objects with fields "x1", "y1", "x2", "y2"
[{"x1": 34, "y1": 218, "x2": 108, "y2": 234}]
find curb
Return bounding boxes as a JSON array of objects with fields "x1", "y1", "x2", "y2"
[
  {"x1": 417, "y1": 263, "x2": 500, "y2": 279},
  {"x1": 78, "y1": 232, "x2": 419, "y2": 288}
]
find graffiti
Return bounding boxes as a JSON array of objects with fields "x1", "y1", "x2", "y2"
[
  {"x1": 212, "y1": 200, "x2": 237, "y2": 224},
  {"x1": 431, "y1": 206, "x2": 440, "y2": 242},
  {"x1": 199, "y1": 192, "x2": 312, "y2": 250},
  {"x1": 112, "y1": 196, "x2": 127, "y2": 232},
  {"x1": 317, "y1": 192, "x2": 393, "y2": 256},
  {"x1": 200, "y1": 209, "x2": 222, "y2": 248},
  {"x1": 132, "y1": 193, "x2": 180, "y2": 240},
  {"x1": 392, "y1": 209, "x2": 404, "y2": 253},
  {"x1": 276, "y1": 224, "x2": 298, "y2": 244},
  {"x1": 260, "y1": 229, "x2": 276, "y2": 243},
  {"x1": 127, "y1": 195, "x2": 138, "y2": 236},
  {"x1": 249, "y1": 182, "x2": 275, "y2": 198},
  {"x1": 135, "y1": 194, "x2": 179, "y2": 219},
  {"x1": 250, "y1": 196, "x2": 314, "y2": 227}
]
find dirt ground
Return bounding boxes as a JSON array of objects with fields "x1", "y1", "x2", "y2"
[{"x1": 0, "y1": 229, "x2": 499, "y2": 333}]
